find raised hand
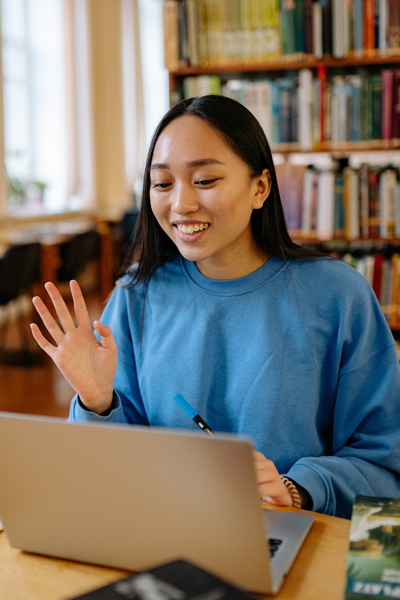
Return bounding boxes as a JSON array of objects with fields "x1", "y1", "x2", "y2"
[{"x1": 30, "y1": 280, "x2": 117, "y2": 415}]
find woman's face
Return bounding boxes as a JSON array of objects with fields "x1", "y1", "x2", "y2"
[{"x1": 149, "y1": 115, "x2": 271, "y2": 280}]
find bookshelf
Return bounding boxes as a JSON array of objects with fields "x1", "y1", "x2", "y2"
[{"x1": 163, "y1": 0, "x2": 400, "y2": 337}]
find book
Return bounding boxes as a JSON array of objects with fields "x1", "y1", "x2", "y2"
[
  {"x1": 368, "y1": 169, "x2": 380, "y2": 238},
  {"x1": 382, "y1": 69, "x2": 394, "y2": 145},
  {"x1": 364, "y1": 0, "x2": 375, "y2": 55},
  {"x1": 379, "y1": 167, "x2": 397, "y2": 238},
  {"x1": 333, "y1": 0, "x2": 346, "y2": 57},
  {"x1": 391, "y1": 253, "x2": 399, "y2": 324},
  {"x1": 395, "y1": 181, "x2": 400, "y2": 238},
  {"x1": 320, "y1": 0, "x2": 333, "y2": 54},
  {"x1": 392, "y1": 70, "x2": 400, "y2": 143},
  {"x1": 343, "y1": 166, "x2": 360, "y2": 240},
  {"x1": 279, "y1": 0, "x2": 296, "y2": 56},
  {"x1": 197, "y1": 0, "x2": 209, "y2": 66},
  {"x1": 163, "y1": 0, "x2": 180, "y2": 71},
  {"x1": 334, "y1": 171, "x2": 345, "y2": 235},
  {"x1": 353, "y1": 0, "x2": 364, "y2": 57},
  {"x1": 345, "y1": 495, "x2": 400, "y2": 600},
  {"x1": 388, "y1": 0, "x2": 400, "y2": 54},
  {"x1": 359, "y1": 163, "x2": 370, "y2": 238},
  {"x1": 69, "y1": 559, "x2": 257, "y2": 600},
  {"x1": 275, "y1": 163, "x2": 306, "y2": 232},
  {"x1": 379, "y1": 0, "x2": 388, "y2": 53},
  {"x1": 372, "y1": 253, "x2": 384, "y2": 301},
  {"x1": 316, "y1": 169, "x2": 335, "y2": 239},
  {"x1": 312, "y1": 1, "x2": 323, "y2": 59},
  {"x1": 298, "y1": 68, "x2": 313, "y2": 150},
  {"x1": 186, "y1": 0, "x2": 200, "y2": 66},
  {"x1": 302, "y1": 165, "x2": 315, "y2": 234},
  {"x1": 304, "y1": 0, "x2": 314, "y2": 53},
  {"x1": 178, "y1": 0, "x2": 189, "y2": 67},
  {"x1": 318, "y1": 65, "x2": 326, "y2": 145},
  {"x1": 371, "y1": 74, "x2": 383, "y2": 141}
]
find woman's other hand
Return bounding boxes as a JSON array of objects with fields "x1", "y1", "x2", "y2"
[
  {"x1": 253, "y1": 450, "x2": 294, "y2": 506},
  {"x1": 31, "y1": 280, "x2": 117, "y2": 415}
]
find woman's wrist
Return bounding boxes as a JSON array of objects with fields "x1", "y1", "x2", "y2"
[
  {"x1": 281, "y1": 477, "x2": 312, "y2": 510},
  {"x1": 78, "y1": 389, "x2": 114, "y2": 415}
]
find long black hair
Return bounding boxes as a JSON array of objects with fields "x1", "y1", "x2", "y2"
[{"x1": 122, "y1": 95, "x2": 325, "y2": 285}]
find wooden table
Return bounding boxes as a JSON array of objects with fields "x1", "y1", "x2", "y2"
[{"x1": 0, "y1": 503, "x2": 351, "y2": 600}]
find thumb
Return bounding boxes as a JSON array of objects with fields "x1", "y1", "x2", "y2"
[{"x1": 93, "y1": 321, "x2": 116, "y2": 350}]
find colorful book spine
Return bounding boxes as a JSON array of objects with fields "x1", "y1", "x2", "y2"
[{"x1": 364, "y1": 0, "x2": 375, "y2": 55}]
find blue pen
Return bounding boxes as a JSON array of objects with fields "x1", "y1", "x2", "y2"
[{"x1": 173, "y1": 393, "x2": 215, "y2": 437}]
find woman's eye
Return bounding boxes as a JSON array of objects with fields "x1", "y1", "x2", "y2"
[
  {"x1": 196, "y1": 179, "x2": 218, "y2": 186},
  {"x1": 152, "y1": 182, "x2": 171, "y2": 189}
]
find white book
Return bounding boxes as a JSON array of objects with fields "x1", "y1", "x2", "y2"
[
  {"x1": 332, "y1": 0, "x2": 345, "y2": 58},
  {"x1": 258, "y1": 81, "x2": 272, "y2": 141},
  {"x1": 356, "y1": 257, "x2": 366, "y2": 277},
  {"x1": 364, "y1": 255, "x2": 375, "y2": 286},
  {"x1": 317, "y1": 170, "x2": 335, "y2": 240},
  {"x1": 298, "y1": 69, "x2": 313, "y2": 150},
  {"x1": 312, "y1": 2, "x2": 323, "y2": 59}
]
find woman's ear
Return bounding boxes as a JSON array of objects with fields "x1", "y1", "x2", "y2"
[{"x1": 252, "y1": 169, "x2": 272, "y2": 209}]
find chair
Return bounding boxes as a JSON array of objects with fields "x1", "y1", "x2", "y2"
[
  {"x1": 0, "y1": 242, "x2": 43, "y2": 366},
  {"x1": 56, "y1": 230, "x2": 101, "y2": 282}
]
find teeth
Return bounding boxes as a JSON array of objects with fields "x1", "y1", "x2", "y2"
[{"x1": 177, "y1": 223, "x2": 209, "y2": 234}]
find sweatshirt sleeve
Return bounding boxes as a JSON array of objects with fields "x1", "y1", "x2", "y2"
[
  {"x1": 68, "y1": 282, "x2": 150, "y2": 426},
  {"x1": 286, "y1": 344, "x2": 400, "y2": 519}
]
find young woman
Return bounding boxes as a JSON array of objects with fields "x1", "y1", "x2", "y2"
[{"x1": 31, "y1": 95, "x2": 400, "y2": 519}]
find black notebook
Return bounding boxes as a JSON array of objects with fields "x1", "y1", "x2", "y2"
[{"x1": 69, "y1": 559, "x2": 257, "y2": 600}]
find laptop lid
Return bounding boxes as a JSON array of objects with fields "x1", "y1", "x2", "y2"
[{"x1": 0, "y1": 413, "x2": 311, "y2": 594}]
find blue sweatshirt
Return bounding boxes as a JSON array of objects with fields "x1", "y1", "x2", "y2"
[{"x1": 69, "y1": 254, "x2": 400, "y2": 518}]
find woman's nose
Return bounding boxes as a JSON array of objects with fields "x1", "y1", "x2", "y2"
[{"x1": 170, "y1": 183, "x2": 199, "y2": 215}]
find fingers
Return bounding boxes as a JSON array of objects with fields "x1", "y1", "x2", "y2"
[
  {"x1": 44, "y1": 282, "x2": 76, "y2": 333},
  {"x1": 93, "y1": 321, "x2": 117, "y2": 351},
  {"x1": 32, "y1": 295, "x2": 65, "y2": 345},
  {"x1": 70, "y1": 280, "x2": 91, "y2": 328},
  {"x1": 30, "y1": 322, "x2": 57, "y2": 359},
  {"x1": 253, "y1": 451, "x2": 292, "y2": 507}
]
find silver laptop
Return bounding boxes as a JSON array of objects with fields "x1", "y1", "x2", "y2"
[{"x1": 0, "y1": 412, "x2": 313, "y2": 595}]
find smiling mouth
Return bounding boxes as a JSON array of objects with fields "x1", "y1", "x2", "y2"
[{"x1": 175, "y1": 223, "x2": 210, "y2": 235}]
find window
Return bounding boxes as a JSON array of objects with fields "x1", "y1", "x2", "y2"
[{"x1": 1, "y1": 0, "x2": 70, "y2": 214}]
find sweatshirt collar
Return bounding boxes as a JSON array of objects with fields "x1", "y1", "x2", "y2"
[{"x1": 181, "y1": 255, "x2": 286, "y2": 295}]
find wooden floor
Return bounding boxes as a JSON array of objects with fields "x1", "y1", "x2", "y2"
[{"x1": 0, "y1": 292, "x2": 104, "y2": 418}]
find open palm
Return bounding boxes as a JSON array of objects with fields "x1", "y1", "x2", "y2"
[{"x1": 31, "y1": 280, "x2": 117, "y2": 415}]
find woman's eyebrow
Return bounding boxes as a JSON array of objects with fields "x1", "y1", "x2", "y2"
[{"x1": 150, "y1": 158, "x2": 225, "y2": 171}]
